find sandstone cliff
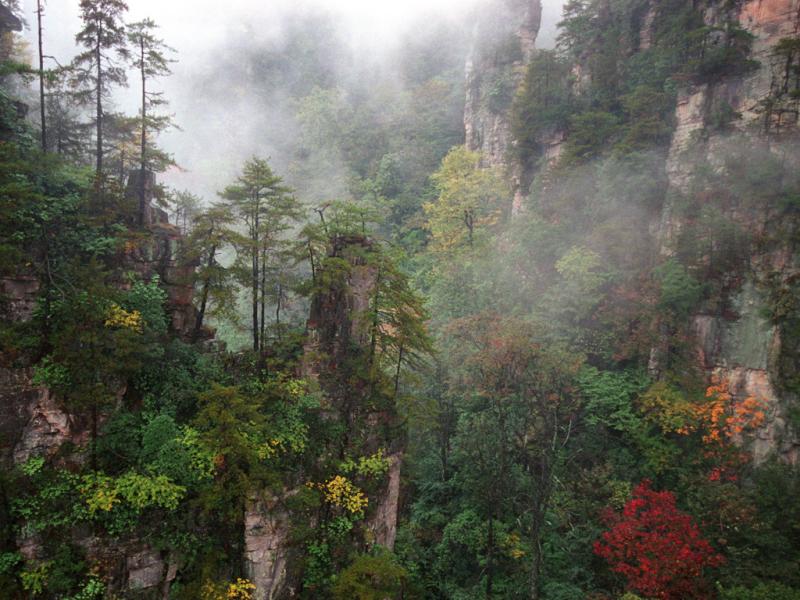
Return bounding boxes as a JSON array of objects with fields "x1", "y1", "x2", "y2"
[
  {"x1": 465, "y1": 0, "x2": 543, "y2": 213},
  {"x1": 664, "y1": 0, "x2": 800, "y2": 464}
]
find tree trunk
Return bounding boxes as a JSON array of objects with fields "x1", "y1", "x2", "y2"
[
  {"x1": 37, "y1": 0, "x2": 46, "y2": 152},
  {"x1": 251, "y1": 207, "x2": 260, "y2": 352},
  {"x1": 308, "y1": 242, "x2": 316, "y2": 285},
  {"x1": 393, "y1": 344, "x2": 404, "y2": 399},
  {"x1": 139, "y1": 37, "x2": 147, "y2": 227},
  {"x1": 369, "y1": 267, "x2": 382, "y2": 370},
  {"x1": 528, "y1": 500, "x2": 547, "y2": 600},
  {"x1": 260, "y1": 245, "x2": 267, "y2": 352},
  {"x1": 95, "y1": 23, "x2": 103, "y2": 176},
  {"x1": 91, "y1": 402, "x2": 98, "y2": 471},
  {"x1": 486, "y1": 515, "x2": 494, "y2": 598},
  {"x1": 275, "y1": 280, "x2": 282, "y2": 339},
  {"x1": 193, "y1": 243, "x2": 216, "y2": 341}
]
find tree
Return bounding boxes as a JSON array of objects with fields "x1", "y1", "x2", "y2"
[
  {"x1": 35, "y1": 0, "x2": 46, "y2": 151},
  {"x1": 73, "y1": 0, "x2": 129, "y2": 177},
  {"x1": 447, "y1": 314, "x2": 582, "y2": 599},
  {"x1": 36, "y1": 272, "x2": 165, "y2": 469},
  {"x1": 171, "y1": 189, "x2": 201, "y2": 235},
  {"x1": 362, "y1": 247, "x2": 433, "y2": 396},
  {"x1": 183, "y1": 203, "x2": 237, "y2": 340},
  {"x1": 103, "y1": 110, "x2": 139, "y2": 182},
  {"x1": 594, "y1": 480, "x2": 725, "y2": 599},
  {"x1": 44, "y1": 66, "x2": 92, "y2": 161},
  {"x1": 425, "y1": 146, "x2": 508, "y2": 251},
  {"x1": 219, "y1": 157, "x2": 303, "y2": 352},
  {"x1": 127, "y1": 18, "x2": 176, "y2": 226},
  {"x1": 510, "y1": 50, "x2": 574, "y2": 166}
]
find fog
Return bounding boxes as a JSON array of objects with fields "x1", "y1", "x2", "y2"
[{"x1": 19, "y1": 0, "x2": 565, "y2": 201}]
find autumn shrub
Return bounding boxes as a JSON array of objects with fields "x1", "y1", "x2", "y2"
[{"x1": 594, "y1": 480, "x2": 724, "y2": 599}]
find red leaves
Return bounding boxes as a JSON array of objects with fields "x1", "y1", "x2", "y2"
[{"x1": 594, "y1": 481, "x2": 724, "y2": 599}]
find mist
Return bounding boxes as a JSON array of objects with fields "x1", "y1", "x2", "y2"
[{"x1": 20, "y1": 0, "x2": 564, "y2": 202}]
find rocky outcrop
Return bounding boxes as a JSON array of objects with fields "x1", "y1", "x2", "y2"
[
  {"x1": 366, "y1": 452, "x2": 402, "y2": 549},
  {"x1": 303, "y1": 234, "x2": 377, "y2": 393},
  {"x1": 464, "y1": 0, "x2": 543, "y2": 213},
  {"x1": 0, "y1": 275, "x2": 39, "y2": 323},
  {"x1": 664, "y1": 0, "x2": 800, "y2": 462},
  {"x1": 0, "y1": 368, "x2": 81, "y2": 467},
  {"x1": 124, "y1": 170, "x2": 199, "y2": 338},
  {"x1": 0, "y1": 169, "x2": 200, "y2": 597},
  {"x1": 244, "y1": 493, "x2": 293, "y2": 600}
]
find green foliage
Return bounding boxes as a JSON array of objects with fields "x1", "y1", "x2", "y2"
[
  {"x1": 21, "y1": 562, "x2": 50, "y2": 595},
  {"x1": 124, "y1": 276, "x2": 168, "y2": 334},
  {"x1": 719, "y1": 582, "x2": 800, "y2": 600},
  {"x1": 484, "y1": 67, "x2": 516, "y2": 114},
  {"x1": 79, "y1": 471, "x2": 185, "y2": 514},
  {"x1": 0, "y1": 552, "x2": 21, "y2": 575},
  {"x1": 332, "y1": 552, "x2": 408, "y2": 600},
  {"x1": 578, "y1": 366, "x2": 649, "y2": 434},
  {"x1": 563, "y1": 111, "x2": 620, "y2": 163},
  {"x1": 340, "y1": 449, "x2": 390, "y2": 479},
  {"x1": 654, "y1": 258, "x2": 704, "y2": 317},
  {"x1": 64, "y1": 577, "x2": 105, "y2": 600},
  {"x1": 511, "y1": 50, "x2": 575, "y2": 165}
]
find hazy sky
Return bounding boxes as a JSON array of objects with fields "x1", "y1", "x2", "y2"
[{"x1": 18, "y1": 0, "x2": 564, "y2": 199}]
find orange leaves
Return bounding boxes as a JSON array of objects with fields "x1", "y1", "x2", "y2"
[
  {"x1": 695, "y1": 378, "x2": 766, "y2": 445},
  {"x1": 641, "y1": 376, "x2": 767, "y2": 447}
]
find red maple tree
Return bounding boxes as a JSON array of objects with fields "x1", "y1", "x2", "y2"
[{"x1": 594, "y1": 480, "x2": 724, "y2": 599}]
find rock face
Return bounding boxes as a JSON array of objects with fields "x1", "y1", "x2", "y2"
[
  {"x1": 0, "y1": 368, "x2": 86, "y2": 467},
  {"x1": 244, "y1": 235, "x2": 402, "y2": 599},
  {"x1": 303, "y1": 234, "x2": 377, "y2": 392},
  {"x1": 125, "y1": 170, "x2": 199, "y2": 338},
  {"x1": 0, "y1": 275, "x2": 39, "y2": 323},
  {"x1": 244, "y1": 493, "x2": 293, "y2": 600},
  {"x1": 464, "y1": 0, "x2": 543, "y2": 213},
  {"x1": 662, "y1": 0, "x2": 800, "y2": 462},
  {"x1": 366, "y1": 452, "x2": 403, "y2": 549},
  {"x1": 0, "y1": 170, "x2": 197, "y2": 596}
]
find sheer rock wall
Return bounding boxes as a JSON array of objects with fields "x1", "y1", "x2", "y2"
[
  {"x1": 664, "y1": 0, "x2": 800, "y2": 464},
  {"x1": 464, "y1": 0, "x2": 543, "y2": 213}
]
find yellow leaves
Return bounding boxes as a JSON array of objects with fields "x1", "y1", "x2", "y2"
[
  {"x1": 104, "y1": 303, "x2": 143, "y2": 333},
  {"x1": 226, "y1": 579, "x2": 256, "y2": 600},
  {"x1": 340, "y1": 448, "x2": 390, "y2": 478},
  {"x1": 256, "y1": 438, "x2": 283, "y2": 460},
  {"x1": 312, "y1": 475, "x2": 369, "y2": 514},
  {"x1": 79, "y1": 472, "x2": 186, "y2": 515},
  {"x1": 200, "y1": 578, "x2": 256, "y2": 600},
  {"x1": 424, "y1": 145, "x2": 508, "y2": 252},
  {"x1": 503, "y1": 532, "x2": 526, "y2": 560},
  {"x1": 639, "y1": 382, "x2": 695, "y2": 434},
  {"x1": 80, "y1": 474, "x2": 120, "y2": 515}
]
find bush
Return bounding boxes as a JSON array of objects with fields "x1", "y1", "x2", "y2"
[
  {"x1": 332, "y1": 552, "x2": 408, "y2": 600},
  {"x1": 719, "y1": 582, "x2": 800, "y2": 600}
]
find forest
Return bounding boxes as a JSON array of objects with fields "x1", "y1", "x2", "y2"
[{"x1": 0, "y1": 0, "x2": 799, "y2": 598}]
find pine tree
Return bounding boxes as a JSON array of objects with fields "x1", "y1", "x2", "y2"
[
  {"x1": 128, "y1": 18, "x2": 176, "y2": 226},
  {"x1": 219, "y1": 157, "x2": 303, "y2": 352},
  {"x1": 183, "y1": 203, "x2": 237, "y2": 341},
  {"x1": 73, "y1": 0, "x2": 129, "y2": 177},
  {"x1": 45, "y1": 66, "x2": 92, "y2": 161},
  {"x1": 35, "y1": 0, "x2": 46, "y2": 151}
]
